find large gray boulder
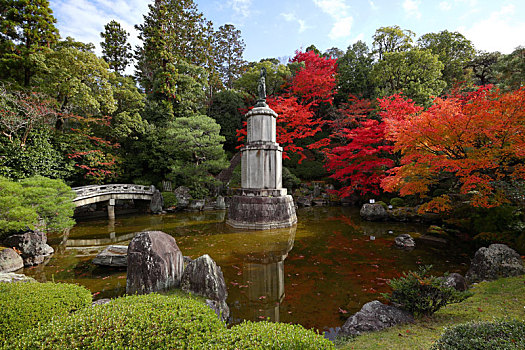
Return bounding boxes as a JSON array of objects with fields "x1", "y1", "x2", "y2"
[
  {"x1": 440, "y1": 273, "x2": 468, "y2": 291},
  {"x1": 340, "y1": 300, "x2": 414, "y2": 336},
  {"x1": 0, "y1": 248, "x2": 24, "y2": 272},
  {"x1": 181, "y1": 254, "x2": 229, "y2": 321},
  {"x1": 126, "y1": 231, "x2": 184, "y2": 295},
  {"x1": 93, "y1": 245, "x2": 128, "y2": 267},
  {"x1": 0, "y1": 272, "x2": 36, "y2": 283},
  {"x1": 4, "y1": 230, "x2": 54, "y2": 266},
  {"x1": 466, "y1": 244, "x2": 525, "y2": 283},
  {"x1": 360, "y1": 203, "x2": 388, "y2": 221},
  {"x1": 173, "y1": 186, "x2": 192, "y2": 209},
  {"x1": 149, "y1": 189, "x2": 163, "y2": 214}
]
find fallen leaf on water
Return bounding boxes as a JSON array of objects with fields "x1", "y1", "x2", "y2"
[{"x1": 338, "y1": 307, "x2": 348, "y2": 314}]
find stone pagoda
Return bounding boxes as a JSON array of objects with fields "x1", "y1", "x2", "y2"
[{"x1": 226, "y1": 68, "x2": 297, "y2": 230}]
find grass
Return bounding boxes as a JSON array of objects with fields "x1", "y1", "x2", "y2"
[{"x1": 337, "y1": 275, "x2": 525, "y2": 350}]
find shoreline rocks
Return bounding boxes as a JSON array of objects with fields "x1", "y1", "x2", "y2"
[
  {"x1": 394, "y1": 234, "x2": 415, "y2": 249},
  {"x1": 0, "y1": 248, "x2": 24, "y2": 272},
  {"x1": 93, "y1": 245, "x2": 128, "y2": 267},
  {"x1": 466, "y1": 244, "x2": 525, "y2": 283},
  {"x1": 4, "y1": 230, "x2": 54, "y2": 266}
]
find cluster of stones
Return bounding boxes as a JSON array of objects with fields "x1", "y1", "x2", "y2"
[
  {"x1": 337, "y1": 243, "x2": 525, "y2": 338},
  {"x1": 0, "y1": 230, "x2": 54, "y2": 273},
  {"x1": 125, "y1": 231, "x2": 229, "y2": 322},
  {"x1": 227, "y1": 104, "x2": 296, "y2": 230}
]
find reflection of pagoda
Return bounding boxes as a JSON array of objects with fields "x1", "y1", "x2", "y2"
[{"x1": 230, "y1": 226, "x2": 296, "y2": 322}]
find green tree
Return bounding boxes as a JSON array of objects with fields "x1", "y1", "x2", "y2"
[
  {"x1": 337, "y1": 40, "x2": 374, "y2": 98},
  {"x1": 467, "y1": 50, "x2": 502, "y2": 86},
  {"x1": 135, "y1": 0, "x2": 211, "y2": 114},
  {"x1": 207, "y1": 90, "x2": 248, "y2": 153},
  {"x1": 418, "y1": 30, "x2": 475, "y2": 90},
  {"x1": 323, "y1": 47, "x2": 344, "y2": 59},
  {"x1": 495, "y1": 46, "x2": 525, "y2": 90},
  {"x1": 100, "y1": 20, "x2": 133, "y2": 73},
  {"x1": 372, "y1": 25, "x2": 415, "y2": 60},
  {"x1": 0, "y1": 176, "x2": 75, "y2": 239},
  {"x1": 234, "y1": 60, "x2": 291, "y2": 97},
  {"x1": 372, "y1": 48, "x2": 445, "y2": 105},
  {"x1": 0, "y1": 0, "x2": 59, "y2": 86},
  {"x1": 166, "y1": 115, "x2": 227, "y2": 198},
  {"x1": 214, "y1": 24, "x2": 246, "y2": 89}
]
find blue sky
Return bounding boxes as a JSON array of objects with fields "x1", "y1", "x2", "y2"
[{"x1": 50, "y1": 0, "x2": 524, "y2": 65}]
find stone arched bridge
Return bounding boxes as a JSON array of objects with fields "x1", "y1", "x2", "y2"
[{"x1": 72, "y1": 184, "x2": 156, "y2": 219}]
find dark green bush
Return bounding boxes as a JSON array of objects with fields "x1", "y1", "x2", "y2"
[
  {"x1": 383, "y1": 265, "x2": 471, "y2": 317},
  {"x1": 376, "y1": 200, "x2": 388, "y2": 209},
  {"x1": 8, "y1": 293, "x2": 224, "y2": 350},
  {"x1": 390, "y1": 197, "x2": 405, "y2": 207},
  {"x1": 0, "y1": 282, "x2": 92, "y2": 343},
  {"x1": 431, "y1": 319, "x2": 525, "y2": 350},
  {"x1": 161, "y1": 191, "x2": 178, "y2": 207},
  {"x1": 218, "y1": 320, "x2": 335, "y2": 349},
  {"x1": 282, "y1": 167, "x2": 301, "y2": 191}
]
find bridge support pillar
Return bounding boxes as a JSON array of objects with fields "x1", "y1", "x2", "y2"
[{"x1": 108, "y1": 198, "x2": 115, "y2": 220}]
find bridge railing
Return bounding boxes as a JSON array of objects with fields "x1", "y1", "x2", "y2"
[{"x1": 72, "y1": 184, "x2": 155, "y2": 201}]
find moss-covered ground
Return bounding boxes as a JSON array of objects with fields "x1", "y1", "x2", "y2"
[{"x1": 337, "y1": 275, "x2": 525, "y2": 350}]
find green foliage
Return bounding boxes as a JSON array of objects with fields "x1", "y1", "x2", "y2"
[
  {"x1": 431, "y1": 319, "x2": 525, "y2": 350},
  {"x1": 214, "y1": 24, "x2": 246, "y2": 89},
  {"x1": 467, "y1": 50, "x2": 502, "y2": 86},
  {"x1": 337, "y1": 40, "x2": 374, "y2": 99},
  {"x1": 376, "y1": 200, "x2": 388, "y2": 209},
  {"x1": 383, "y1": 265, "x2": 472, "y2": 317},
  {"x1": 100, "y1": 20, "x2": 132, "y2": 73},
  {"x1": 0, "y1": 176, "x2": 75, "y2": 239},
  {"x1": 234, "y1": 60, "x2": 291, "y2": 97},
  {"x1": 7, "y1": 293, "x2": 224, "y2": 350},
  {"x1": 282, "y1": 166, "x2": 301, "y2": 191},
  {"x1": 162, "y1": 191, "x2": 178, "y2": 207},
  {"x1": 0, "y1": 282, "x2": 92, "y2": 343},
  {"x1": 417, "y1": 30, "x2": 475, "y2": 90},
  {"x1": 495, "y1": 46, "x2": 525, "y2": 91},
  {"x1": 166, "y1": 115, "x2": 227, "y2": 198},
  {"x1": 207, "y1": 90, "x2": 248, "y2": 152},
  {"x1": 220, "y1": 321, "x2": 335, "y2": 349},
  {"x1": 390, "y1": 197, "x2": 405, "y2": 207},
  {"x1": 372, "y1": 25, "x2": 415, "y2": 60},
  {"x1": 0, "y1": 0, "x2": 59, "y2": 86},
  {"x1": 372, "y1": 48, "x2": 446, "y2": 105}
]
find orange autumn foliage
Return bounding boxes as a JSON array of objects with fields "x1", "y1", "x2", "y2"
[{"x1": 380, "y1": 86, "x2": 525, "y2": 212}]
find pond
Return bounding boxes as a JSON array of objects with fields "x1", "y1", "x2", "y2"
[{"x1": 22, "y1": 207, "x2": 471, "y2": 333}]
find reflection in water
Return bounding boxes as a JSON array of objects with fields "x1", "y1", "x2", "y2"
[
  {"x1": 230, "y1": 226, "x2": 295, "y2": 323},
  {"x1": 23, "y1": 207, "x2": 471, "y2": 332}
]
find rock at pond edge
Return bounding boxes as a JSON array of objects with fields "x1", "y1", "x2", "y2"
[{"x1": 0, "y1": 248, "x2": 24, "y2": 273}]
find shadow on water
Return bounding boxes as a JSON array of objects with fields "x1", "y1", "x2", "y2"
[{"x1": 22, "y1": 206, "x2": 472, "y2": 332}]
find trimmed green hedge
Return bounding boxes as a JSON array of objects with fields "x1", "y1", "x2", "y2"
[
  {"x1": 6, "y1": 291, "x2": 333, "y2": 349},
  {"x1": 0, "y1": 282, "x2": 92, "y2": 343},
  {"x1": 221, "y1": 321, "x2": 335, "y2": 349},
  {"x1": 8, "y1": 293, "x2": 223, "y2": 350},
  {"x1": 161, "y1": 191, "x2": 178, "y2": 207},
  {"x1": 431, "y1": 319, "x2": 525, "y2": 350}
]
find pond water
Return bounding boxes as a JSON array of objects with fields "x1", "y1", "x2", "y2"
[{"x1": 22, "y1": 207, "x2": 471, "y2": 333}]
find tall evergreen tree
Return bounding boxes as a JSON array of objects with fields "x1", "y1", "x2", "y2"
[
  {"x1": 0, "y1": 0, "x2": 59, "y2": 86},
  {"x1": 100, "y1": 20, "x2": 132, "y2": 74},
  {"x1": 134, "y1": 0, "x2": 210, "y2": 120},
  {"x1": 214, "y1": 24, "x2": 245, "y2": 89}
]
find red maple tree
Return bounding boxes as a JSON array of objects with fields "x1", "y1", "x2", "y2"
[{"x1": 381, "y1": 86, "x2": 525, "y2": 212}]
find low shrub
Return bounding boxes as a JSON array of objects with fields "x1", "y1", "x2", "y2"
[
  {"x1": 431, "y1": 319, "x2": 525, "y2": 350},
  {"x1": 161, "y1": 191, "x2": 178, "y2": 207},
  {"x1": 0, "y1": 282, "x2": 92, "y2": 343},
  {"x1": 376, "y1": 200, "x2": 388, "y2": 209},
  {"x1": 8, "y1": 293, "x2": 224, "y2": 350},
  {"x1": 383, "y1": 265, "x2": 472, "y2": 317},
  {"x1": 390, "y1": 197, "x2": 405, "y2": 207},
  {"x1": 219, "y1": 320, "x2": 335, "y2": 349}
]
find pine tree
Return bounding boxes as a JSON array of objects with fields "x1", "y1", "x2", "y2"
[
  {"x1": 100, "y1": 20, "x2": 132, "y2": 74},
  {"x1": 0, "y1": 0, "x2": 59, "y2": 86},
  {"x1": 214, "y1": 24, "x2": 246, "y2": 89}
]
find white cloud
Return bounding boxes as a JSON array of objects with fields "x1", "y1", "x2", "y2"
[
  {"x1": 403, "y1": 0, "x2": 421, "y2": 19},
  {"x1": 439, "y1": 1, "x2": 452, "y2": 11},
  {"x1": 229, "y1": 0, "x2": 252, "y2": 18},
  {"x1": 281, "y1": 12, "x2": 310, "y2": 33},
  {"x1": 369, "y1": 0, "x2": 378, "y2": 11},
  {"x1": 313, "y1": 0, "x2": 353, "y2": 40},
  {"x1": 459, "y1": 4, "x2": 525, "y2": 54}
]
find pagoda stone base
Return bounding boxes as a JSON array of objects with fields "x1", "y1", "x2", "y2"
[{"x1": 227, "y1": 194, "x2": 297, "y2": 230}]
